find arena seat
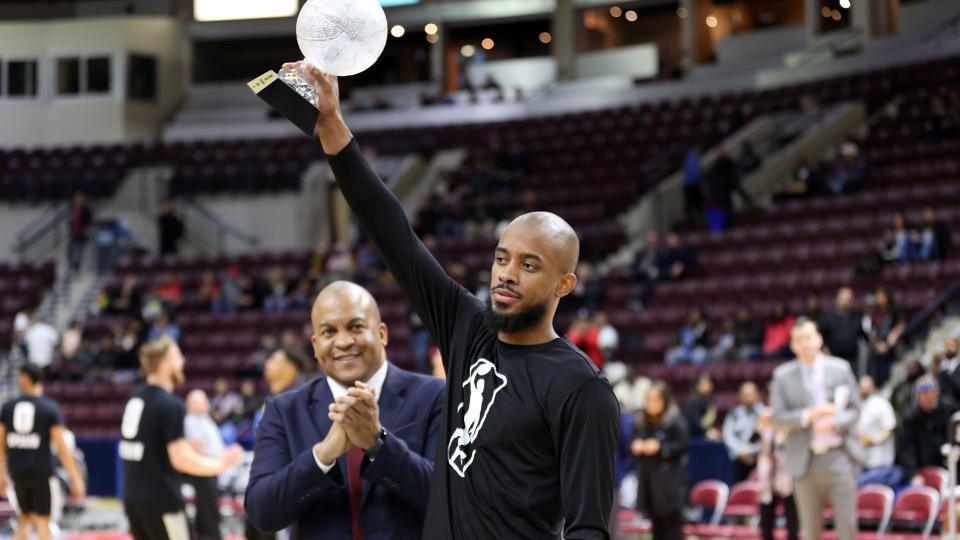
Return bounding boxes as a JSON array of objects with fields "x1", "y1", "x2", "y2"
[
  {"x1": 690, "y1": 480, "x2": 730, "y2": 527},
  {"x1": 919, "y1": 467, "x2": 951, "y2": 497},
  {"x1": 883, "y1": 486, "x2": 941, "y2": 537},
  {"x1": 723, "y1": 482, "x2": 760, "y2": 522}
]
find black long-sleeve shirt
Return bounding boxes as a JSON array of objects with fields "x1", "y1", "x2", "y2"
[
  {"x1": 328, "y1": 139, "x2": 620, "y2": 540},
  {"x1": 897, "y1": 403, "x2": 955, "y2": 480}
]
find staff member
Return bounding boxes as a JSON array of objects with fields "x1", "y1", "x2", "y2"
[
  {"x1": 120, "y1": 336, "x2": 243, "y2": 540},
  {"x1": 631, "y1": 381, "x2": 689, "y2": 540},
  {"x1": 245, "y1": 281, "x2": 445, "y2": 539},
  {"x1": 770, "y1": 318, "x2": 860, "y2": 540},
  {"x1": 0, "y1": 364, "x2": 85, "y2": 540}
]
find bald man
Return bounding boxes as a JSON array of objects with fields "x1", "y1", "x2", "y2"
[
  {"x1": 183, "y1": 389, "x2": 233, "y2": 540},
  {"x1": 290, "y1": 61, "x2": 619, "y2": 539},
  {"x1": 245, "y1": 281, "x2": 445, "y2": 539}
]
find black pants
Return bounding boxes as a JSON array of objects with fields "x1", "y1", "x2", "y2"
[
  {"x1": 650, "y1": 511, "x2": 684, "y2": 540},
  {"x1": 684, "y1": 184, "x2": 703, "y2": 218},
  {"x1": 733, "y1": 459, "x2": 756, "y2": 484},
  {"x1": 760, "y1": 494, "x2": 799, "y2": 540},
  {"x1": 127, "y1": 508, "x2": 190, "y2": 540},
  {"x1": 183, "y1": 475, "x2": 221, "y2": 540}
]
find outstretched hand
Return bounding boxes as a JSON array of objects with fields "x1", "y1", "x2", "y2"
[{"x1": 282, "y1": 60, "x2": 353, "y2": 155}]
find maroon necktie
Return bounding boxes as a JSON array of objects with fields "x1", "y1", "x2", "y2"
[{"x1": 347, "y1": 446, "x2": 364, "y2": 540}]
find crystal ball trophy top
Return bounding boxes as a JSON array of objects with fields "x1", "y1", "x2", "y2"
[{"x1": 248, "y1": 0, "x2": 389, "y2": 136}]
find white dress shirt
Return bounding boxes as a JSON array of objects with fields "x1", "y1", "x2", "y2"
[{"x1": 314, "y1": 361, "x2": 389, "y2": 472}]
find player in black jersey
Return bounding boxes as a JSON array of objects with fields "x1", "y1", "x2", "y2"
[
  {"x1": 0, "y1": 364, "x2": 85, "y2": 540},
  {"x1": 289, "y1": 62, "x2": 620, "y2": 540},
  {"x1": 120, "y1": 336, "x2": 243, "y2": 540}
]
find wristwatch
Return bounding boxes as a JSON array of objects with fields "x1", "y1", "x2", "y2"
[{"x1": 364, "y1": 428, "x2": 388, "y2": 460}]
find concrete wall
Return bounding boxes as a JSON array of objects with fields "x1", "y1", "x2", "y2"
[
  {"x1": 576, "y1": 43, "x2": 659, "y2": 80},
  {"x1": 899, "y1": 0, "x2": 960, "y2": 35},
  {"x1": 0, "y1": 16, "x2": 188, "y2": 147},
  {"x1": 194, "y1": 193, "x2": 305, "y2": 253},
  {"x1": 716, "y1": 26, "x2": 806, "y2": 64},
  {"x1": 466, "y1": 57, "x2": 557, "y2": 94},
  {"x1": 0, "y1": 205, "x2": 55, "y2": 262}
]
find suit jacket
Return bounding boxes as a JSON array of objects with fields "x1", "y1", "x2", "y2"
[
  {"x1": 245, "y1": 363, "x2": 445, "y2": 539},
  {"x1": 769, "y1": 355, "x2": 861, "y2": 477}
]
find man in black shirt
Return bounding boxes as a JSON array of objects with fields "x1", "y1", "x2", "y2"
[
  {"x1": 121, "y1": 336, "x2": 243, "y2": 540},
  {"x1": 819, "y1": 287, "x2": 864, "y2": 372},
  {"x1": 157, "y1": 198, "x2": 185, "y2": 255},
  {"x1": 289, "y1": 61, "x2": 620, "y2": 539},
  {"x1": 0, "y1": 364, "x2": 85, "y2": 540},
  {"x1": 898, "y1": 375, "x2": 956, "y2": 485}
]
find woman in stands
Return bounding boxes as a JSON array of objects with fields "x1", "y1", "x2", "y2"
[{"x1": 631, "y1": 381, "x2": 689, "y2": 540}]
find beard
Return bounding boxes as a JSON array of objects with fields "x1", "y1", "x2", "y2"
[
  {"x1": 172, "y1": 367, "x2": 185, "y2": 385},
  {"x1": 484, "y1": 293, "x2": 549, "y2": 334}
]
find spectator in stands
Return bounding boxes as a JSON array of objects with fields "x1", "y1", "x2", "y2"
[
  {"x1": 665, "y1": 306, "x2": 710, "y2": 365},
  {"x1": 147, "y1": 310, "x2": 181, "y2": 342},
  {"x1": 157, "y1": 271, "x2": 183, "y2": 308},
  {"x1": 12, "y1": 303, "x2": 34, "y2": 359},
  {"x1": 756, "y1": 409, "x2": 798, "y2": 540},
  {"x1": 660, "y1": 232, "x2": 695, "y2": 281},
  {"x1": 683, "y1": 374, "x2": 721, "y2": 441},
  {"x1": 892, "y1": 359, "x2": 924, "y2": 419},
  {"x1": 245, "y1": 333, "x2": 278, "y2": 377},
  {"x1": 921, "y1": 96, "x2": 957, "y2": 142},
  {"x1": 733, "y1": 306, "x2": 765, "y2": 361},
  {"x1": 681, "y1": 142, "x2": 703, "y2": 218},
  {"x1": 222, "y1": 266, "x2": 257, "y2": 312},
  {"x1": 263, "y1": 266, "x2": 289, "y2": 313},
  {"x1": 157, "y1": 198, "x2": 185, "y2": 255},
  {"x1": 865, "y1": 287, "x2": 904, "y2": 387},
  {"x1": 854, "y1": 375, "x2": 897, "y2": 471},
  {"x1": 567, "y1": 313, "x2": 604, "y2": 369},
  {"x1": 935, "y1": 337, "x2": 960, "y2": 408},
  {"x1": 775, "y1": 158, "x2": 823, "y2": 201},
  {"x1": 632, "y1": 230, "x2": 663, "y2": 283},
  {"x1": 324, "y1": 241, "x2": 355, "y2": 282},
  {"x1": 710, "y1": 317, "x2": 736, "y2": 362},
  {"x1": 803, "y1": 296, "x2": 822, "y2": 323},
  {"x1": 819, "y1": 287, "x2": 864, "y2": 371},
  {"x1": 919, "y1": 206, "x2": 951, "y2": 261},
  {"x1": 890, "y1": 211, "x2": 915, "y2": 262},
  {"x1": 287, "y1": 278, "x2": 314, "y2": 310},
  {"x1": 140, "y1": 286, "x2": 165, "y2": 322},
  {"x1": 563, "y1": 261, "x2": 604, "y2": 313},
  {"x1": 826, "y1": 142, "x2": 868, "y2": 195},
  {"x1": 262, "y1": 348, "x2": 307, "y2": 398},
  {"x1": 110, "y1": 275, "x2": 142, "y2": 316},
  {"x1": 723, "y1": 381, "x2": 765, "y2": 482},
  {"x1": 61, "y1": 321, "x2": 82, "y2": 364},
  {"x1": 239, "y1": 380, "x2": 264, "y2": 421},
  {"x1": 705, "y1": 150, "x2": 753, "y2": 231},
  {"x1": 763, "y1": 301, "x2": 795, "y2": 359},
  {"x1": 23, "y1": 315, "x2": 58, "y2": 373},
  {"x1": 67, "y1": 191, "x2": 92, "y2": 272},
  {"x1": 354, "y1": 240, "x2": 387, "y2": 285},
  {"x1": 195, "y1": 270, "x2": 222, "y2": 313},
  {"x1": 631, "y1": 381, "x2": 689, "y2": 540},
  {"x1": 898, "y1": 375, "x2": 955, "y2": 486},
  {"x1": 595, "y1": 311, "x2": 619, "y2": 367},
  {"x1": 184, "y1": 389, "x2": 228, "y2": 540},
  {"x1": 210, "y1": 378, "x2": 241, "y2": 426}
]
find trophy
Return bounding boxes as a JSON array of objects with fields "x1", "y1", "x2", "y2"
[{"x1": 248, "y1": 0, "x2": 389, "y2": 136}]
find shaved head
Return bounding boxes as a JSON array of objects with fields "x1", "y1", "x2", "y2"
[
  {"x1": 504, "y1": 212, "x2": 580, "y2": 274},
  {"x1": 310, "y1": 280, "x2": 388, "y2": 387},
  {"x1": 311, "y1": 280, "x2": 382, "y2": 329}
]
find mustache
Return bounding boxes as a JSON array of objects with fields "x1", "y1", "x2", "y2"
[{"x1": 490, "y1": 284, "x2": 522, "y2": 298}]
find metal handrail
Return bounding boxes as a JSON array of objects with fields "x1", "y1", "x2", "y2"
[
  {"x1": 923, "y1": 11, "x2": 960, "y2": 44},
  {"x1": 792, "y1": 27, "x2": 864, "y2": 69},
  {"x1": 11, "y1": 203, "x2": 71, "y2": 261},
  {"x1": 178, "y1": 197, "x2": 259, "y2": 253},
  {"x1": 902, "y1": 279, "x2": 960, "y2": 340}
]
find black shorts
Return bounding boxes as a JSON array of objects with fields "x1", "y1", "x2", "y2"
[
  {"x1": 13, "y1": 477, "x2": 54, "y2": 516},
  {"x1": 126, "y1": 507, "x2": 190, "y2": 540}
]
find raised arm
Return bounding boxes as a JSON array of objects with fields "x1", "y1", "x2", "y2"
[{"x1": 293, "y1": 62, "x2": 480, "y2": 357}]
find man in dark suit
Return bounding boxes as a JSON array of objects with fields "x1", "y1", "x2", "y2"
[{"x1": 245, "y1": 281, "x2": 444, "y2": 539}]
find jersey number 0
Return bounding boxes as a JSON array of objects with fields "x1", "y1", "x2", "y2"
[{"x1": 121, "y1": 398, "x2": 145, "y2": 439}]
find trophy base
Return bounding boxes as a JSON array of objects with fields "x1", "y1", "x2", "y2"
[{"x1": 247, "y1": 70, "x2": 319, "y2": 137}]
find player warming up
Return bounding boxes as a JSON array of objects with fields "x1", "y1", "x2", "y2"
[
  {"x1": 0, "y1": 364, "x2": 85, "y2": 540},
  {"x1": 120, "y1": 336, "x2": 243, "y2": 540},
  {"x1": 288, "y1": 60, "x2": 621, "y2": 540}
]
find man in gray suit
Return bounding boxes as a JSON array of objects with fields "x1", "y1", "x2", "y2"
[{"x1": 770, "y1": 317, "x2": 861, "y2": 540}]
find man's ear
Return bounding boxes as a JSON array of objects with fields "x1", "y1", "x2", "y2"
[{"x1": 556, "y1": 273, "x2": 577, "y2": 298}]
